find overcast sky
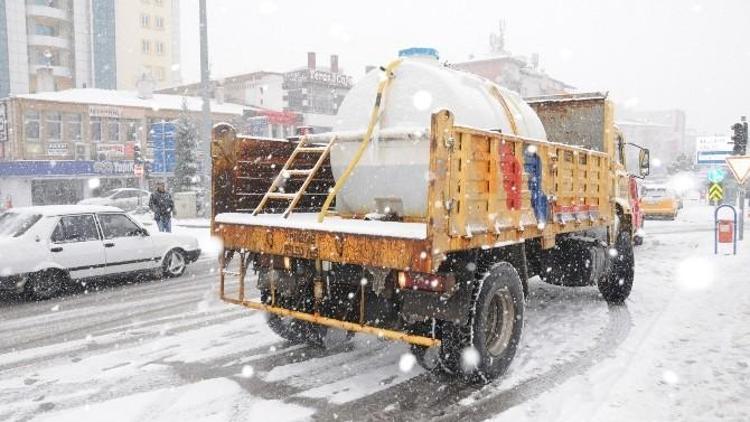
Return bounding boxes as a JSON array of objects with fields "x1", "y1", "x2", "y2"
[{"x1": 179, "y1": 0, "x2": 749, "y2": 135}]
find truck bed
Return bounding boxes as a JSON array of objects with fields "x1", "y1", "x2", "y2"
[{"x1": 212, "y1": 103, "x2": 615, "y2": 274}]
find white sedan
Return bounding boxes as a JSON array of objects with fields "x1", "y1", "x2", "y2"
[
  {"x1": 0, "y1": 205, "x2": 201, "y2": 300},
  {"x1": 77, "y1": 188, "x2": 151, "y2": 212}
]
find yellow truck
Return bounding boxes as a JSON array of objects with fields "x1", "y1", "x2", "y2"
[
  {"x1": 211, "y1": 49, "x2": 649, "y2": 384},
  {"x1": 640, "y1": 184, "x2": 680, "y2": 220}
]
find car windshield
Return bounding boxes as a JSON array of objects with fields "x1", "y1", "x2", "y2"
[
  {"x1": 643, "y1": 188, "x2": 668, "y2": 198},
  {"x1": 101, "y1": 189, "x2": 119, "y2": 198},
  {"x1": 0, "y1": 212, "x2": 43, "y2": 237}
]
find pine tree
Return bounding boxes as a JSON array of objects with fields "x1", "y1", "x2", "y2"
[{"x1": 173, "y1": 99, "x2": 199, "y2": 192}]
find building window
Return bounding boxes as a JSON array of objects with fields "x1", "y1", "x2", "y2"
[
  {"x1": 140, "y1": 14, "x2": 150, "y2": 28},
  {"x1": 34, "y1": 24, "x2": 59, "y2": 37},
  {"x1": 25, "y1": 111, "x2": 41, "y2": 141},
  {"x1": 124, "y1": 120, "x2": 140, "y2": 142},
  {"x1": 141, "y1": 39, "x2": 151, "y2": 54},
  {"x1": 154, "y1": 66, "x2": 165, "y2": 81},
  {"x1": 154, "y1": 0, "x2": 164, "y2": 5},
  {"x1": 45, "y1": 112, "x2": 62, "y2": 140},
  {"x1": 90, "y1": 117, "x2": 102, "y2": 142},
  {"x1": 155, "y1": 41, "x2": 165, "y2": 56},
  {"x1": 65, "y1": 113, "x2": 82, "y2": 141},
  {"x1": 155, "y1": 16, "x2": 165, "y2": 29},
  {"x1": 107, "y1": 119, "x2": 120, "y2": 142}
]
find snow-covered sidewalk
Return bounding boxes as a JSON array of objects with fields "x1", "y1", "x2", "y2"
[{"x1": 494, "y1": 203, "x2": 750, "y2": 422}]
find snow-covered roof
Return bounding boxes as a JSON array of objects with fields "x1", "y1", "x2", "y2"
[
  {"x1": 6, "y1": 205, "x2": 123, "y2": 216},
  {"x1": 13, "y1": 88, "x2": 245, "y2": 116}
]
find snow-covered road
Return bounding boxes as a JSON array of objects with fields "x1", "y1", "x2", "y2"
[{"x1": 1, "y1": 203, "x2": 748, "y2": 421}]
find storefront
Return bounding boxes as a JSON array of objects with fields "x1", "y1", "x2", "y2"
[{"x1": 0, "y1": 160, "x2": 140, "y2": 207}]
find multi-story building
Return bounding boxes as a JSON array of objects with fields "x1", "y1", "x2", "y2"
[
  {"x1": 93, "y1": 0, "x2": 181, "y2": 90},
  {"x1": 453, "y1": 22, "x2": 574, "y2": 97},
  {"x1": 158, "y1": 52, "x2": 354, "y2": 136},
  {"x1": 617, "y1": 109, "x2": 688, "y2": 173},
  {"x1": 0, "y1": 85, "x2": 243, "y2": 206},
  {"x1": 0, "y1": 0, "x2": 181, "y2": 97},
  {"x1": 282, "y1": 52, "x2": 353, "y2": 132},
  {"x1": 0, "y1": 0, "x2": 93, "y2": 96}
]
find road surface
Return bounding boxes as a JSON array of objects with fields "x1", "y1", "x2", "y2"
[{"x1": 1, "y1": 203, "x2": 748, "y2": 422}]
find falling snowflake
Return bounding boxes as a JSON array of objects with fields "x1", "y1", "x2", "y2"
[
  {"x1": 399, "y1": 353, "x2": 417, "y2": 372},
  {"x1": 662, "y1": 370, "x2": 679, "y2": 385},
  {"x1": 676, "y1": 257, "x2": 713, "y2": 291},
  {"x1": 412, "y1": 90, "x2": 433, "y2": 111},
  {"x1": 460, "y1": 346, "x2": 480, "y2": 372},
  {"x1": 240, "y1": 365, "x2": 255, "y2": 378}
]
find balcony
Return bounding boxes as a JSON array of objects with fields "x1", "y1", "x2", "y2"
[
  {"x1": 27, "y1": 34, "x2": 70, "y2": 49},
  {"x1": 26, "y1": 5, "x2": 70, "y2": 22},
  {"x1": 30, "y1": 64, "x2": 73, "y2": 78}
]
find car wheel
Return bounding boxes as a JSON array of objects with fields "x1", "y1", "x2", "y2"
[
  {"x1": 24, "y1": 270, "x2": 65, "y2": 301},
  {"x1": 163, "y1": 249, "x2": 187, "y2": 278}
]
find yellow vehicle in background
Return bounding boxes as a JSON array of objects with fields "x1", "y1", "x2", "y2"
[{"x1": 640, "y1": 185, "x2": 679, "y2": 220}]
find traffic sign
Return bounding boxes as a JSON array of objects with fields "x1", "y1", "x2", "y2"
[
  {"x1": 709, "y1": 183, "x2": 724, "y2": 201},
  {"x1": 707, "y1": 168, "x2": 727, "y2": 183},
  {"x1": 725, "y1": 156, "x2": 750, "y2": 184},
  {"x1": 133, "y1": 164, "x2": 144, "y2": 177}
]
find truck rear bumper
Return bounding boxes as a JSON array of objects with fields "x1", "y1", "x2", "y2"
[{"x1": 223, "y1": 297, "x2": 441, "y2": 348}]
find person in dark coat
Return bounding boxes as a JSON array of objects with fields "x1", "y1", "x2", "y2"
[{"x1": 149, "y1": 182, "x2": 174, "y2": 232}]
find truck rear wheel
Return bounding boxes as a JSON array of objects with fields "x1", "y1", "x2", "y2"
[
  {"x1": 262, "y1": 290, "x2": 353, "y2": 348},
  {"x1": 598, "y1": 230, "x2": 634, "y2": 304},
  {"x1": 438, "y1": 262, "x2": 524, "y2": 384}
]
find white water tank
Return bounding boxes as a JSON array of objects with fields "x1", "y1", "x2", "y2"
[{"x1": 329, "y1": 48, "x2": 547, "y2": 218}]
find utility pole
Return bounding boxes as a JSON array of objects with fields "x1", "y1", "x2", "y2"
[
  {"x1": 199, "y1": 0, "x2": 211, "y2": 216},
  {"x1": 739, "y1": 116, "x2": 747, "y2": 240}
]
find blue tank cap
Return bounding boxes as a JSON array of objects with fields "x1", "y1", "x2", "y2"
[{"x1": 398, "y1": 47, "x2": 440, "y2": 60}]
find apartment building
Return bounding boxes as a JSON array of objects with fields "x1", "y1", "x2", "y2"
[{"x1": 0, "y1": 0, "x2": 181, "y2": 97}]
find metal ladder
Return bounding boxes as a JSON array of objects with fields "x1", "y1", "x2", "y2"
[{"x1": 252, "y1": 135, "x2": 337, "y2": 218}]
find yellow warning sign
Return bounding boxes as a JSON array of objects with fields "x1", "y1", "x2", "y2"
[{"x1": 709, "y1": 183, "x2": 724, "y2": 201}]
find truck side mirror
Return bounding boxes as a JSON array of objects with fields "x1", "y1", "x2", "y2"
[{"x1": 638, "y1": 149, "x2": 650, "y2": 177}]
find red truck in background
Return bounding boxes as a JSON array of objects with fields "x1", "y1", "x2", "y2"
[{"x1": 630, "y1": 176, "x2": 645, "y2": 245}]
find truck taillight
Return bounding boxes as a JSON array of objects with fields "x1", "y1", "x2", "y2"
[{"x1": 397, "y1": 271, "x2": 455, "y2": 293}]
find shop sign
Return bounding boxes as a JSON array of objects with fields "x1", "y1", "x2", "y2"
[
  {"x1": 96, "y1": 144, "x2": 125, "y2": 154},
  {"x1": 0, "y1": 103, "x2": 8, "y2": 143},
  {"x1": 89, "y1": 105, "x2": 122, "y2": 119},
  {"x1": 0, "y1": 160, "x2": 137, "y2": 177},
  {"x1": 93, "y1": 160, "x2": 135, "y2": 175},
  {"x1": 283, "y1": 69, "x2": 353, "y2": 88},
  {"x1": 47, "y1": 143, "x2": 69, "y2": 157}
]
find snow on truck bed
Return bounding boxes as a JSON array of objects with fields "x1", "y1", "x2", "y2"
[{"x1": 214, "y1": 213, "x2": 427, "y2": 240}]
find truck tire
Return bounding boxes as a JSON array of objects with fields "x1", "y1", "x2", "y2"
[
  {"x1": 598, "y1": 230, "x2": 634, "y2": 304},
  {"x1": 266, "y1": 313, "x2": 322, "y2": 344},
  {"x1": 438, "y1": 262, "x2": 524, "y2": 384},
  {"x1": 261, "y1": 289, "x2": 321, "y2": 345}
]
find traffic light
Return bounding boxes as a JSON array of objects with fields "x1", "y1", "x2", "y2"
[
  {"x1": 731, "y1": 120, "x2": 747, "y2": 156},
  {"x1": 133, "y1": 144, "x2": 143, "y2": 164}
]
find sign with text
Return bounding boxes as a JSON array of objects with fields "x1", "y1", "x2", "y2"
[
  {"x1": 0, "y1": 160, "x2": 137, "y2": 177},
  {"x1": 89, "y1": 105, "x2": 122, "y2": 119},
  {"x1": 47, "y1": 143, "x2": 69, "y2": 157},
  {"x1": 149, "y1": 122, "x2": 176, "y2": 174},
  {"x1": 283, "y1": 69, "x2": 353, "y2": 89}
]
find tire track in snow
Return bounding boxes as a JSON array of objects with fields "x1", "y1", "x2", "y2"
[
  {"x1": 434, "y1": 303, "x2": 632, "y2": 422},
  {"x1": 310, "y1": 302, "x2": 631, "y2": 422}
]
